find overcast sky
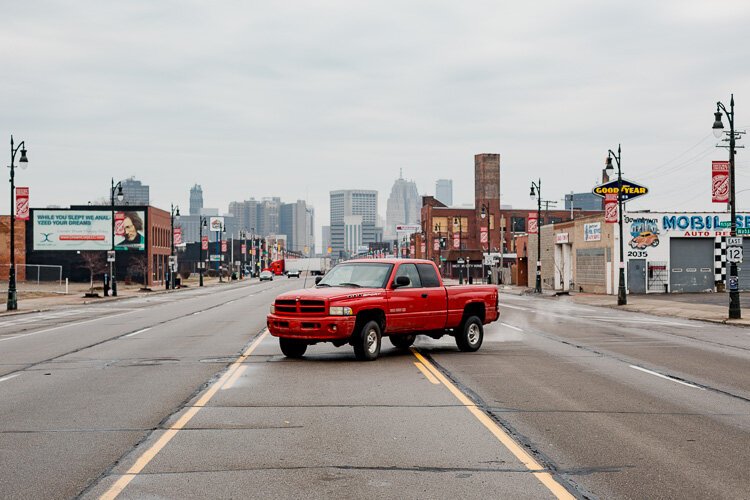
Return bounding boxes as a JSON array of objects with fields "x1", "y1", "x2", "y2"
[{"x1": 2, "y1": 1, "x2": 750, "y2": 248}]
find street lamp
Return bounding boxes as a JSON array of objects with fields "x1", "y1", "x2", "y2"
[
  {"x1": 250, "y1": 227, "x2": 256, "y2": 277},
  {"x1": 480, "y1": 203, "x2": 490, "y2": 284},
  {"x1": 199, "y1": 216, "x2": 207, "y2": 286},
  {"x1": 110, "y1": 178, "x2": 124, "y2": 297},
  {"x1": 713, "y1": 94, "x2": 742, "y2": 319},
  {"x1": 529, "y1": 180, "x2": 542, "y2": 293},
  {"x1": 6, "y1": 136, "x2": 28, "y2": 311},
  {"x1": 169, "y1": 204, "x2": 180, "y2": 289},
  {"x1": 604, "y1": 145, "x2": 627, "y2": 306}
]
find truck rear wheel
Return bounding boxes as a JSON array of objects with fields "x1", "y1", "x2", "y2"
[
  {"x1": 456, "y1": 316, "x2": 483, "y2": 352},
  {"x1": 353, "y1": 320, "x2": 381, "y2": 361},
  {"x1": 279, "y1": 338, "x2": 307, "y2": 358},
  {"x1": 389, "y1": 334, "x2": 415, "y2": 349}
]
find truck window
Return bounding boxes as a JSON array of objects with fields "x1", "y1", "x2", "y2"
[
  {"x1": 416, "y1": 264, "x2": 440, "y2": 287},
  {"x1": 394, "y1": 263, "x2": 421, "y2": 288}
]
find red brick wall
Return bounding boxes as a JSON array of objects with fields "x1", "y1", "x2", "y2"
[{"x1": 0, "y1": 217, "x2": 26, "y2": 280}]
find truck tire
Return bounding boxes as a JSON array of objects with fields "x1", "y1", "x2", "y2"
[
  {"x1": 353, "y1": 320, "x2": 381, "y2": 361},
  {"x1": 389, "y1": 334, "x2": 415, "y2": 349},
  {"x1": 455, "y1": 316, "x2": 483, "y2": 352},
  {"x1": 279, "y1": 338, "x2": 307, "y2": 358}
]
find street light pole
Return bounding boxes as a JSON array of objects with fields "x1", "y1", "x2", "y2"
[
  {"x1": 530, "y1": 180, "x2": 542, "y2": 293},
  {"x1": 199, "y1": 216, "x2": 207, "y2": 286},
  {"x1": 605, "y1": 146, "x2": 627, "y2": 306},
  {"x1": 169, "y1": 204, "x2": 180, "y2": 289},
  {"x1": 6, "y1": 136, "x2": 28, "y2": 311},
  {"x1": 713, "y1": 94, "x2": 742, "y2": 319},
  {"x1": 110, "y1": 178, "x2": 124, "y2": 297},
  {"x1": 454, "y1": 216, "x2": 464, "y2": 284}
]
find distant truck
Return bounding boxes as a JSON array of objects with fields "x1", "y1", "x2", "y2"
[
  {"x1": 284, "y1": 257, "x2": 330, "y2": 276},
  {"x1": 263, "y1": 259, "x2": 285, "y2": 276},
  {"x1": 267, "y1": 259, "x2": 499, "y2": 361}
]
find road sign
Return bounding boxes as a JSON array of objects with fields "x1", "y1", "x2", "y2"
[
  {"x1": 737, "y1": 228, "x2": 750, "y2": 235},
  {"x1": 592, "y1": 178, "x2": 649, "y2": 202},
  {"x1": 210, "y1": 254, "x2": 221, "y2": 262},
  {"x1": 107, "y1": 250, "x2": 115, "y2": 262},
  {"x1": 728, "y1": 237, "x2": 743, "y2": 246},
  {"x1": 719, "y1": 221, "x2": 731, "y2": 228},
  {"x1": 727, "y1": 246, "x2": 743, "y2": 263}
]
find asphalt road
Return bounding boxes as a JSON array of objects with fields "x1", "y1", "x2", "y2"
[{"x1": 2, "y1": 283, "x2": 749, "y2": 499}]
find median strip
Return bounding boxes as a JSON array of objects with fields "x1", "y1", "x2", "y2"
[{"x1": 411, "y1": 349, "x2": 575, "y2": 500}]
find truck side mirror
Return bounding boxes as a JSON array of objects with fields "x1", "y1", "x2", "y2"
[
  {"x1": 315, "y1": 276, "x2": 323, "y2": 285},
  {"x1": 394, "y1": 276, "x2": 410, "y2": 288}
]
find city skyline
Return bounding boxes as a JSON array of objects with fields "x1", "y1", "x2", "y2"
[{"x1": 3, "y1": 2, "x2": 748, "y2": 241}]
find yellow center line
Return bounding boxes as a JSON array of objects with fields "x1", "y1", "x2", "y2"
[
  {"x1": 99, "y1": 329, "x2": 269, "y2": 500},
  {"x1": 411, "y1": 349, "x2": 575, "y2": 500},
  {"x1": 414, "y1": 361, "x2": 440, "y2": 384}
]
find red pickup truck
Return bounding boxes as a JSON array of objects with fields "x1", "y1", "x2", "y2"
[{"x1": 267, "y1": 259, "x2": 499, "y2": 361}]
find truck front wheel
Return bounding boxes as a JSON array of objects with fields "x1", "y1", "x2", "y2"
[
  {"x1": 279, "y1": 338, "x2": 307, "y2": 358},
  {"x1": 456, "y1": 316, "x2": 483, "y2": 352},
  {"x1": 353, "y1": 320, "x2": 381, "y2": 361}
]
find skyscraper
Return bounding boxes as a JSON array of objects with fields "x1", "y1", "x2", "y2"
[
  {"x1": 280, "y1": 200, "x2": 315, "y2": 255},
  {"x1": 189, "y1": 184, "x2": 203, "y2": 215},
  {"x1": 113, "y1": 177, "x2": 149, "y2": 205},
  {"x1": 435, "y1": 179, "x2": 453, "y2": 206},
  {"x1": 330, "y1": 190, "x2": 379, "y2": 258},
  {"x1": 385, "y1": 172, "x2": 421, "y2": 241}
]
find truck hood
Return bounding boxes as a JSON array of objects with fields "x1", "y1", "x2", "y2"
[{"x1": 274, "y1": 287, "x2": 386, "y2": 302}]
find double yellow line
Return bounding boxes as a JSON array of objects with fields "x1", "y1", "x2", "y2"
[{"x1": 411, "y1": 349, "x2": 575, "y2": 500}]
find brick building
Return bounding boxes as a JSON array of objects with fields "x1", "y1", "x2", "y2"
[
  {"x1": 0, "y1": 216, "x2": 26, "y2": 281},
  {"x1": 417, "y1": 153, "x2": 602, "y2": 281}
]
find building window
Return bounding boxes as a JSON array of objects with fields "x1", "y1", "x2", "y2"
[{"x1": 511, "y1": 217, "x2": 526, "y2": 233}]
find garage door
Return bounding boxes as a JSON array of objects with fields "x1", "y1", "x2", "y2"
[
  {"x1": 737, "y1": 240, "x2": 750, "y2": 291},
  {"x1": 670, "y1": 238, "x2": 714, "y2": 293}
]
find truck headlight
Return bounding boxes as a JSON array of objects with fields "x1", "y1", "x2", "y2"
[
  {"x1": 270, "y1": 304, "x2": 275, "y2": 314},
  {"x1": 329, "y1": 306, "x2": 353, "y2": 316}
]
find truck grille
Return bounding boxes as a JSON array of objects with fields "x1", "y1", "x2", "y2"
[{"x1": 274, "y1": 299, "x2": 326, "y2": 316}]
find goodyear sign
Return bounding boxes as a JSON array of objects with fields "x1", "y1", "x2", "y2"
[{"x1": 592, "y1": 179, "x2": 648, "y2": 202}]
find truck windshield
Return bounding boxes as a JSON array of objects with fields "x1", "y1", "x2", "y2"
[{"x1": 317, "y1": 263, "x2": 394, "y2": 288}]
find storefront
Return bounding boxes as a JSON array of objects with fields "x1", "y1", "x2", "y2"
[{"x1": 623, "y1": 211, "x2": 750, "y2": 293}]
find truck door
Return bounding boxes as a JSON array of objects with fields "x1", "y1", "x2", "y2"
[
  {"x1": 415, "y1": 263, "x2": 448, "y2": 330},
  {"x1": 386, "y1": 263, "x2": 422, "y2": 331}
]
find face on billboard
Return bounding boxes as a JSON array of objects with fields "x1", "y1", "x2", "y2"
[{"x1": 114, "y1": 211, "x2": 146, "y2": 251}]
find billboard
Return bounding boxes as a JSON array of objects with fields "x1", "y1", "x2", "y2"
[
  {"x1": 34, "y1": 210, "x2": 112, "y2": 251},
  {"x1": 114, "y1": 211, "x2": 146, "y2": 251},
  {"x1": 33, "y1": 210, "x2": 146, "y2": 251}
]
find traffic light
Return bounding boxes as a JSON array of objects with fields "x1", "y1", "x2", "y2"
[{"x1": 439, "y1": 237, "x2": 447, "y2": 249}]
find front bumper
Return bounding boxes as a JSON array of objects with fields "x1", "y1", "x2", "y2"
[{"x1": 267, "y1": 314, "x2": 356, "y2": 340}]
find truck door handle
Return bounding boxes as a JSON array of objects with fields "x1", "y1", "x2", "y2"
[{"x1": 421, "y1": 293, "x2": 428, "y2": 298}]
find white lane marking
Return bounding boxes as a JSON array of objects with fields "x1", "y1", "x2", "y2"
[
  {"x1": 191, "y1": 311, "x2": 202, "y2": 316},
  {"x1": 225, "y1": 300, "x2": 236, "y2": 305},
  {"x1": 0, "y1": 374, "x2": 20, "y2": 383},
  {"x1": 0, "y1": 311, "x2": 135, "y2": 343},
  {"x1": 629, "y1": 365, "x2": 705, "y2": 390},
  {"x1": 500, "y1": 322, "x2": 523, "y2": 332},
  {"x1": 125, "y1": 328, "x2": 152, "y2": 338}
]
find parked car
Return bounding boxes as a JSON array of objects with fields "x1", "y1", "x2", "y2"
[
  {"x1": 259, "y1": 270, "x2": 274, "y2": 281},
  {"x1": 267, "y1": 259, "x2": 499, "y2": 361},
  {"x1": 287, "y1": 270, "x2": 301, "y2": 278}
]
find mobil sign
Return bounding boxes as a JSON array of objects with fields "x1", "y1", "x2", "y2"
[{"x1": 592, "y1": 179, "x2": 649, "y2": 202}]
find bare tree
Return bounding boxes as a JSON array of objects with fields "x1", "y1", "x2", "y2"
[
  {"x1": 127, "y1": 253, "x2": 149, "y2": 289},
  {"x1": 79, "y1": 251, "x2": 108, "y2": 295}
]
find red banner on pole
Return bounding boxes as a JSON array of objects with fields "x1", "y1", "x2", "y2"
[
  {"x1": 604, "y1": 193, "x2": 618, "y2": 223},
  {"x1": 241, "y1": 244, "x2": 247, "y2": 254},
  {"x1": 173, "y1": 227, "x2": 182, "y2": 246},
  {"x1": 201, "y1": 236, "x2": 208, "y2": 250},
  {"x1": 480, "y1": 226, "x2": 488, "y2": 250},
  {"x1": 434, "y1": 238, "x2": 439, "y2": 251},
  {"x1": 114, "y1": 212, "x2": 125, "y2": 236},
  {"x1": 221, "y1": 240, "x2": 227, "y2": 252},
  {"x1": 712, "y1": 160, "x2": 730, "y2": 203},
  {"x1": 527, "y1": 213, "x2": 538, "y2": 234},
  {"x1": 453, "y1": 234, "x2": 460, "y2": 248},
  {"x1": 15, "y1": 187, "x2": 29, "y2": 220}
]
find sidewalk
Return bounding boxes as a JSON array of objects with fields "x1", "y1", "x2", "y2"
[
  {"x1": 0, "y1": 275, "x2": 242, "y2": 316},
  {"x1": 497, "y1": 284, "x2": 750, "y2": 327}
]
